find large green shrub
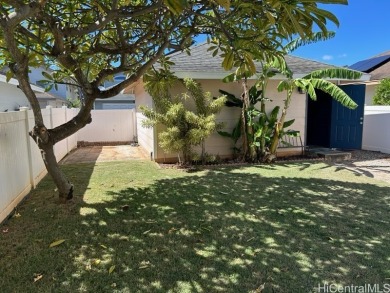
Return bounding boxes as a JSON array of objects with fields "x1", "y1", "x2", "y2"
[
  {"x1": 373, "y1": 78, "x2": 390, "y2": 105},
  {"x1": 141, "y1": 67, "x2": 226, "y2": 164}
]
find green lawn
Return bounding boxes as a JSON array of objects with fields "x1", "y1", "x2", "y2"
[{"x1": 1, "y1": 160, "x2": 389, "y2": 292}]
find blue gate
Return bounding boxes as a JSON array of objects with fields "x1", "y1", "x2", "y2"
[{"x1": 329, "y1": 84, "x2": 365, "y2": 149}]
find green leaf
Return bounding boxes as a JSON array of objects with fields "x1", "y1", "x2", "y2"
[
  {"x1": 218, "y1": 131, "x2": 232, "y2": 138},
  {"x1": 268, "y1": 106, "x2": 280, "y2": 123},
  {"x1": 44, "y1": 84, "x2": 54, "y2": 92},
  {"x1": 222, "y1": 50, "x2": 234, "y2": 71},
  {"x1": 164, "y1": 0, "x2": 188, "y2": 14},
  {"x1": 284, "y1": 32, "x2": 336, "y2": 53},
  {"x1": 219, "y1": 89, "x2": 242, "y2": 107},
  {"x1": 5, "y1": 70, "x2": 13, "y2": 82},
  {"x1": 309, "y1": 79, "x2": 357, "y2": 109},
  {"x1": 222, "y1": 73, "x2": 236, "y2": 83},
  {"x1": 49, "y1": 239, "x2": 66, "y2": 248},
  {"x1": 303, "y1": 68, "x2": 362, "y2": 80},
  {"x1": 41, "y1": 71, "x2": 53, "y2": 80},
  {"x1": 232, "y1": 119, "x2": 242, "y2": 143},
  {"x1": 283, "y1": 119, "x2": 295, "y2": 129}
]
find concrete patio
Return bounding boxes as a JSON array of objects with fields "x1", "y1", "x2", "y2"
[{"x1": 60, "y1": 145, "x2": 148, "y2": 164}]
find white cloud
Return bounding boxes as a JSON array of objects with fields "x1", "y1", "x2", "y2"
[
  {"x1": 322, "y1": 55, "x2": 334, "y2": 61},
  {"x1": 338, "y1": 53, "x2": 347, "y2": 58}
]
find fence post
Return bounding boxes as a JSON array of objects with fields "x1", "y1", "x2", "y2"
[
  {"x1": 20, "y1": 107, "x2": 35, "y2": 188},
  {"x1": 63, "y1": 106, "x2": 69, "y2": 154},
  {"x1": 132, "y1": 109, "x2": 137, "y2": 142}
]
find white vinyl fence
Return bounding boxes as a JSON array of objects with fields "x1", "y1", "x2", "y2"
[
  {"x1": 0, "y1": 107, "x2": 78, "y2": 223},
  {"x1": 78, "y1": 109, "x2": 137, "y2": 143},
  {"x1": 362, "y1": 106, "x2": 390, "y2": 154},
  {"x1": 0, "y1": 108, "x2": 137, "y2": 223}
]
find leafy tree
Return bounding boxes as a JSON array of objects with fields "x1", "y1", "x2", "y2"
[
  {"x1": 373, "y1": 78, "x2": 390, "y2": 105},
  {"x1": 0, "y1": 0, "x2": 347, "y2": 201},
  {"x1": 141, "y1": 75, "x2": 226, "y2": 165}
]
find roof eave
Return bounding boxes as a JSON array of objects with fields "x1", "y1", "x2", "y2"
[{"x1": 173, "y1": 71, "x2": 371, "y2": 82}]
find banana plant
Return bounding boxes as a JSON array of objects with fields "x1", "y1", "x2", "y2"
[
  {"x1": 267, "y1": 67, "x2": 362, "y2": 156},
  {"x1": 217, "y1": 118, "x2": 242, "y2": 158}
]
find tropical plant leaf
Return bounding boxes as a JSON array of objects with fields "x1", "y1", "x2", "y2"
[
  {"x1": 277, "y1": 80, "x2": 291, "y2": 92},
  {"x1": 217, "y1": 131, "x2": 232, "y2": 138},
  {"x1": 222, "y1": 50, "x2": 234, "y2": 70},
  {"x1": 284, "y1": 32, "x2": 336, "y2": 53},
  {"x1": 222, "y1": 73, "x2": 236, "y2": 83},
  {"x1": 232, "y1": 119, "x2": 242, "y2": 143},
  {"x1": 219, "y1": 90, "x2": 243, "y2": 107},
  {"x1": 309, "y1": 79, "x2": 357, "y2": 109},
  {"x1": 283, "y1": 119, "x2": 295, "y2": 129},
  {"x1": 303, "y1": 68, "x2": 362, "y2": 80},
  {"x1": 270, "y1": 56, "x2": 291, "y2": 78},
  {"x1": 268, "y1": 106, "x2": 280, "y2": 124}
]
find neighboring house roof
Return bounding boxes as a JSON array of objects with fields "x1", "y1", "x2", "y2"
[
  {"x1": 35, "y1": 92, "x2": 65, "y2": 101},
  {"x1": 0, "y1": 73, "x2": 44, "y2": 93},
  {"x1": 167, "y1": 43, "x2": 369, "y2": 80},
  {"x1": 349, "y1": 51, "x2": 390, "y2": 80}
]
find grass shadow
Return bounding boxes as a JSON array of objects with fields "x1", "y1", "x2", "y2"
[{"x1": 1, "y1": 161, "x2": 389, "y2": 292}]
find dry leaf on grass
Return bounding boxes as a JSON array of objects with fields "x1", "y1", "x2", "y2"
[
  {"x1": 108, "y1": 265, "x2": 115, "y2": 274},
  {"x1": 33, "y1": 274, "x2": 43, "y2": 283},
  {"x1": 49, "y1": 239, "x2": 66, "y2": 248}
]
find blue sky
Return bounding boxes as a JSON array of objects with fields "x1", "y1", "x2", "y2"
[{"x1": 292, "y1": 0, "x2": 390, "y2": 66}]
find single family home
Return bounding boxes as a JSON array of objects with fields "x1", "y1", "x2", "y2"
[
  {"x1": 0, "y1": 73, "x2": 44, "y2": 112},
  {"x1": 349, "y1": 50, "x2": 390, "y2": 105},
  {"x1": 94, "y1": 74, "x2": 136, "y2": 110},
  {"x1": 128, "y1": 43, "x2": 370, "y2": 162}
]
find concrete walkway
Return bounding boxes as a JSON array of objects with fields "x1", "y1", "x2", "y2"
[{"x1": 60, "y1": 145, "x2": 148, "y2": 164}]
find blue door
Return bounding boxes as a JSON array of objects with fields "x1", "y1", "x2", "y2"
[{"x1": 330, "y1": 84, "x2": 365, "y2": 149}]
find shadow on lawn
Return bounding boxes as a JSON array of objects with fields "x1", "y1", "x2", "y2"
[{"x1": 1, "y1": 163, "x2": 390, "y2": 292}]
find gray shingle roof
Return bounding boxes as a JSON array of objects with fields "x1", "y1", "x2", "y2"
[{"x1": 168, "y1": 43, "x2": 335, "y2": 77}]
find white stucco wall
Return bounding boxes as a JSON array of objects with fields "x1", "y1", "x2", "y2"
[
  {"x1": 0, "y1": 81, "x2": 31, "y2": 112},
  {"x1": 364, "y1": 84, "x2": 377, "y2": 105},
  {"x1": 134, "y1": 81, "x2": 155, "y2": 157},
  {"x1": 134, "y1": 79, "x2": 307, "y2": 162}
]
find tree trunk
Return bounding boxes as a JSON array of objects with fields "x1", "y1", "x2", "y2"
[
  {"x1": 269, "y1": 90, "x2": 293, "y2": 155},
  {"x1": 201, "y1": 140, "x2": 206, "y2": 165},
  {"x1": 241, "y1": 79, "x2": 256, "y2": 161},
  {"x1": 30, "y1": 125, "x2": 74, "y2": 203},
  {"x1": 41, "y1": 143, "x2": 74, "y2": 203},
  {"x1": 28, "y1": 102, "x2": 93, "y2": 202},
  {"x1": 240, "y1": 79, "x2": 249, "y2": 161}
]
